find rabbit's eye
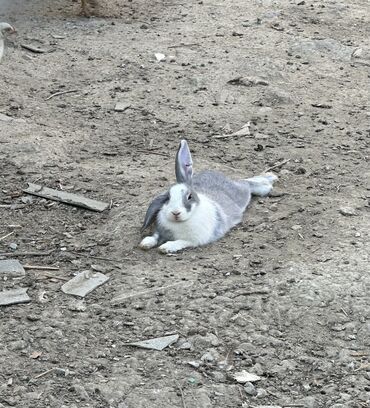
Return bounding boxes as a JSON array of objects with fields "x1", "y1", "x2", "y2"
[{"x1": 187, "y1": 193, "x2": 192, "y2": 200}]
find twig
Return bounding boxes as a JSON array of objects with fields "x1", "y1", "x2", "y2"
[
  {"x1": 264, "y1": 158, "x2": 291, "y2": 172},
  {"x1": 24, "y1": 265, "x2": 59, "y2": 271},
  {"x1": 112, "y1": 281, "x2": 193, "y2": 304},
  {"x1": 233, "y1": 288, "x2": 270, "y2": 298},
  {"x1": 168, "y1": 42, "x2": 200, "y2": 48},
  {"x1": 45, "y1": 89, "x2": 79, "y2": 101},
  {"x1": 136, "y1": 149, "x2": 168, "y2": 157},
  {"x1": 39, "y1": 273, "x2": 68, "y2": 281},
  {"x1": 0, "y1": 231, "x2": 15, "y2": 242},
  {"x1": 0, "y1": 250, "x2": 55, "y2": 257},
  {"x1": 32, "y1": 368, "x2": 56, "y2": 380},
  {"x1": 67, "y1": 251, "x2": 134, "y2": 263},
  {"x1": 0, "y1": 204, "x2": 26, "y2": 209},
  {"x1": 175, "y1": 380, "x2": 187, "y2": 408},
  {"x1": 21, "y1": 44, "x2": 47, "y2": 53}
]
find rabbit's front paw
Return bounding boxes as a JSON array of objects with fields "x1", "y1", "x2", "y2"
[
  {"x1": 139, "y1": 235, "x2": 158, "y2": 250},
  {"x1": 158, "y1": 240, "x2": 192, "y2": 254}
]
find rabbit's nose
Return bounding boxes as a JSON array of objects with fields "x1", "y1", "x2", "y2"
[{"x1": 172, "y1": 211, "x2": 181, "y2": 216}]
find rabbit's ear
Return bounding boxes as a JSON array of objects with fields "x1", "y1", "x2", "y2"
[
  {"x1": 141, "y1": 192, "x2": 169, "y2": 233},
  {"x1": 175, "y1": 140, "x2": 193, "y2": 184}
]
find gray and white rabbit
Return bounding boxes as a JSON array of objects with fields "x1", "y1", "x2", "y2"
[{"x1": 139, "y1": 139, "x2": 277, "y2": 253}]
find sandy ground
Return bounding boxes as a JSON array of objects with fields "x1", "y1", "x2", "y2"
[{"x1": 0, "y1": 0, "x2": 369, "y2": 407}]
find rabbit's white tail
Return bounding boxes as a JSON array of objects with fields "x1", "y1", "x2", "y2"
[{"x1": 246, "y1": 173, "x2": 278, "y2": 197}]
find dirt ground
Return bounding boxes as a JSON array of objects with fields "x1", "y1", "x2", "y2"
[{"x1": 0, "y1": 0, "x2": 369, "y2": 407}]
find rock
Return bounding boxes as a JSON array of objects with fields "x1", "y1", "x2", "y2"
[
  {"x1": 68, "y1": 300, "x2": 87, "y2": 312},
  {"x1": 201, "y1": 351, "x2": 215, "y2": 363},
  {"x1": 8, "y1": 243, "x2": 17, "y2": 251},
  {"x1": 0, "y1": 260, "x2": 25, "y2": 277},
  {"x1": 256, "y1": 388, "x2": 268, "y2": 398},
  {"x1": 178, "y1": 341, "x2": 192, "y2": 350},
  {"x1": 244, "y1": 381, "x2": 257, "y2": 396},
  {"x1": 233, "y1": 370, "x2": 261, "y2": 383},
  {"x1": 114, "y1": 102, "x2": 131, "y2": 112},
  {"x1": 339, "y1": 206, "x2": 358, "y2": 216}
]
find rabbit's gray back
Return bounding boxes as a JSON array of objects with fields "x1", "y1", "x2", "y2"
[{"x1": 193, "y1": 170, "x2": 251, "y2": 230}]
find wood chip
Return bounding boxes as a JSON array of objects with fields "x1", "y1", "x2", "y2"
[{"x1": 23, "y1": 183, "x2": 109, "y2": 212}]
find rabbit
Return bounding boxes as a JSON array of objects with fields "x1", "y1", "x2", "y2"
[{"x1": 139, "y1": 139, "x2": 278, "y2": 253}]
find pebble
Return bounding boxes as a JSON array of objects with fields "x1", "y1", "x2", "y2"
[
  {"x1": 244, "y1": 381, "x2": 257, "y2": 396},
  {"x1": 339, "y1": 206, "x2": 357, "y2": 216},
  {"x1": 256, "y1": 388, "x2": 268, "y2": 398},
  {"x1": 201, "y1": 351, "x2": 215, "y2": 362}
]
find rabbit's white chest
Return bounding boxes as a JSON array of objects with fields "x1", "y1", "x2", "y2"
[{"x1": 158, "y1": 194, "x2": 219, "y2": 245}]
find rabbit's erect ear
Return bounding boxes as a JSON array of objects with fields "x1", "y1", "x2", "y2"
[
  {"x1": 175, "y1": 140, "x2": 193, "y2": 183},
  {"x1": 141, "y1": 192, "x2": 169, "y2": 233}
]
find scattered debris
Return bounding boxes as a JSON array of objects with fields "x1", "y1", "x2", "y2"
[
  {"x1": 227, "y1": 76, "x2": 269, "y2": 86},
  {"x1": 154, "y1": 52, "x2": 166, "y2": 62},
  {"x1": 45, "y1": 89, "x2": 79, "y2": 101},
  {"x1": 127, "y1": 334, "x2": 179, "y2": 351},
  {"x1": 339, "y1": 206, "x2": 358, "y2": 216},
  {"x1": 0, "y1": 259, "x2": 25, "y2": 277},
  {"x1": 61, "y1": 271, "x2": 109, "y2": 297},
  {"x1": 233, "y1": 370, "x2": 261, "y2": 383},
  {"x1": 24, "y1": 183, "x2": 110, "y2": 212},
  {"x1": 21, "y1": 44, "x2": 47, "y2": 53},
  {"x1": 0, "y1": 288, "x2": 30, "y2": 306},
  {"x1": 214, "y1": 122, "x2": 251, "y2": 139},
  {"x1": 114, "y1": 102, "x2": 131, "y2": 112}
]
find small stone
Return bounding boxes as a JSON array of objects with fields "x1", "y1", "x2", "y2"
[
  {"x1": 68, "y1": 300, "x2": 87, "y2": 312},
  {"x1": 26, "y1": 314, "x2": 40, "y2": 321},
  {"x1": 114, "y1": 102, "x2": 131, "y2": 112},
  {"x1": 339, "y1": 206, "x2": 357, "y2": 216},
  {"x1": 291, "y1": 225, "x2": 302, "y2": 230},
  {"x1": 178, "y1": 341, "x2": 192, "y2": 350},
  {"x1": 187, "y1": 361, "x2": 201, "y2": 369},
  {"x1": 256, "y1": 388, "x2": 268, "y2": 398},
  {"x1": 8, "y1": 243, "x2": 18, "y2": 251},
  {"x1": 244, "y1": 381, "x2": 257, "y2": 396},
  {"x1": 201, "y1": 352, "x2": 215, "y2": 362}
]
